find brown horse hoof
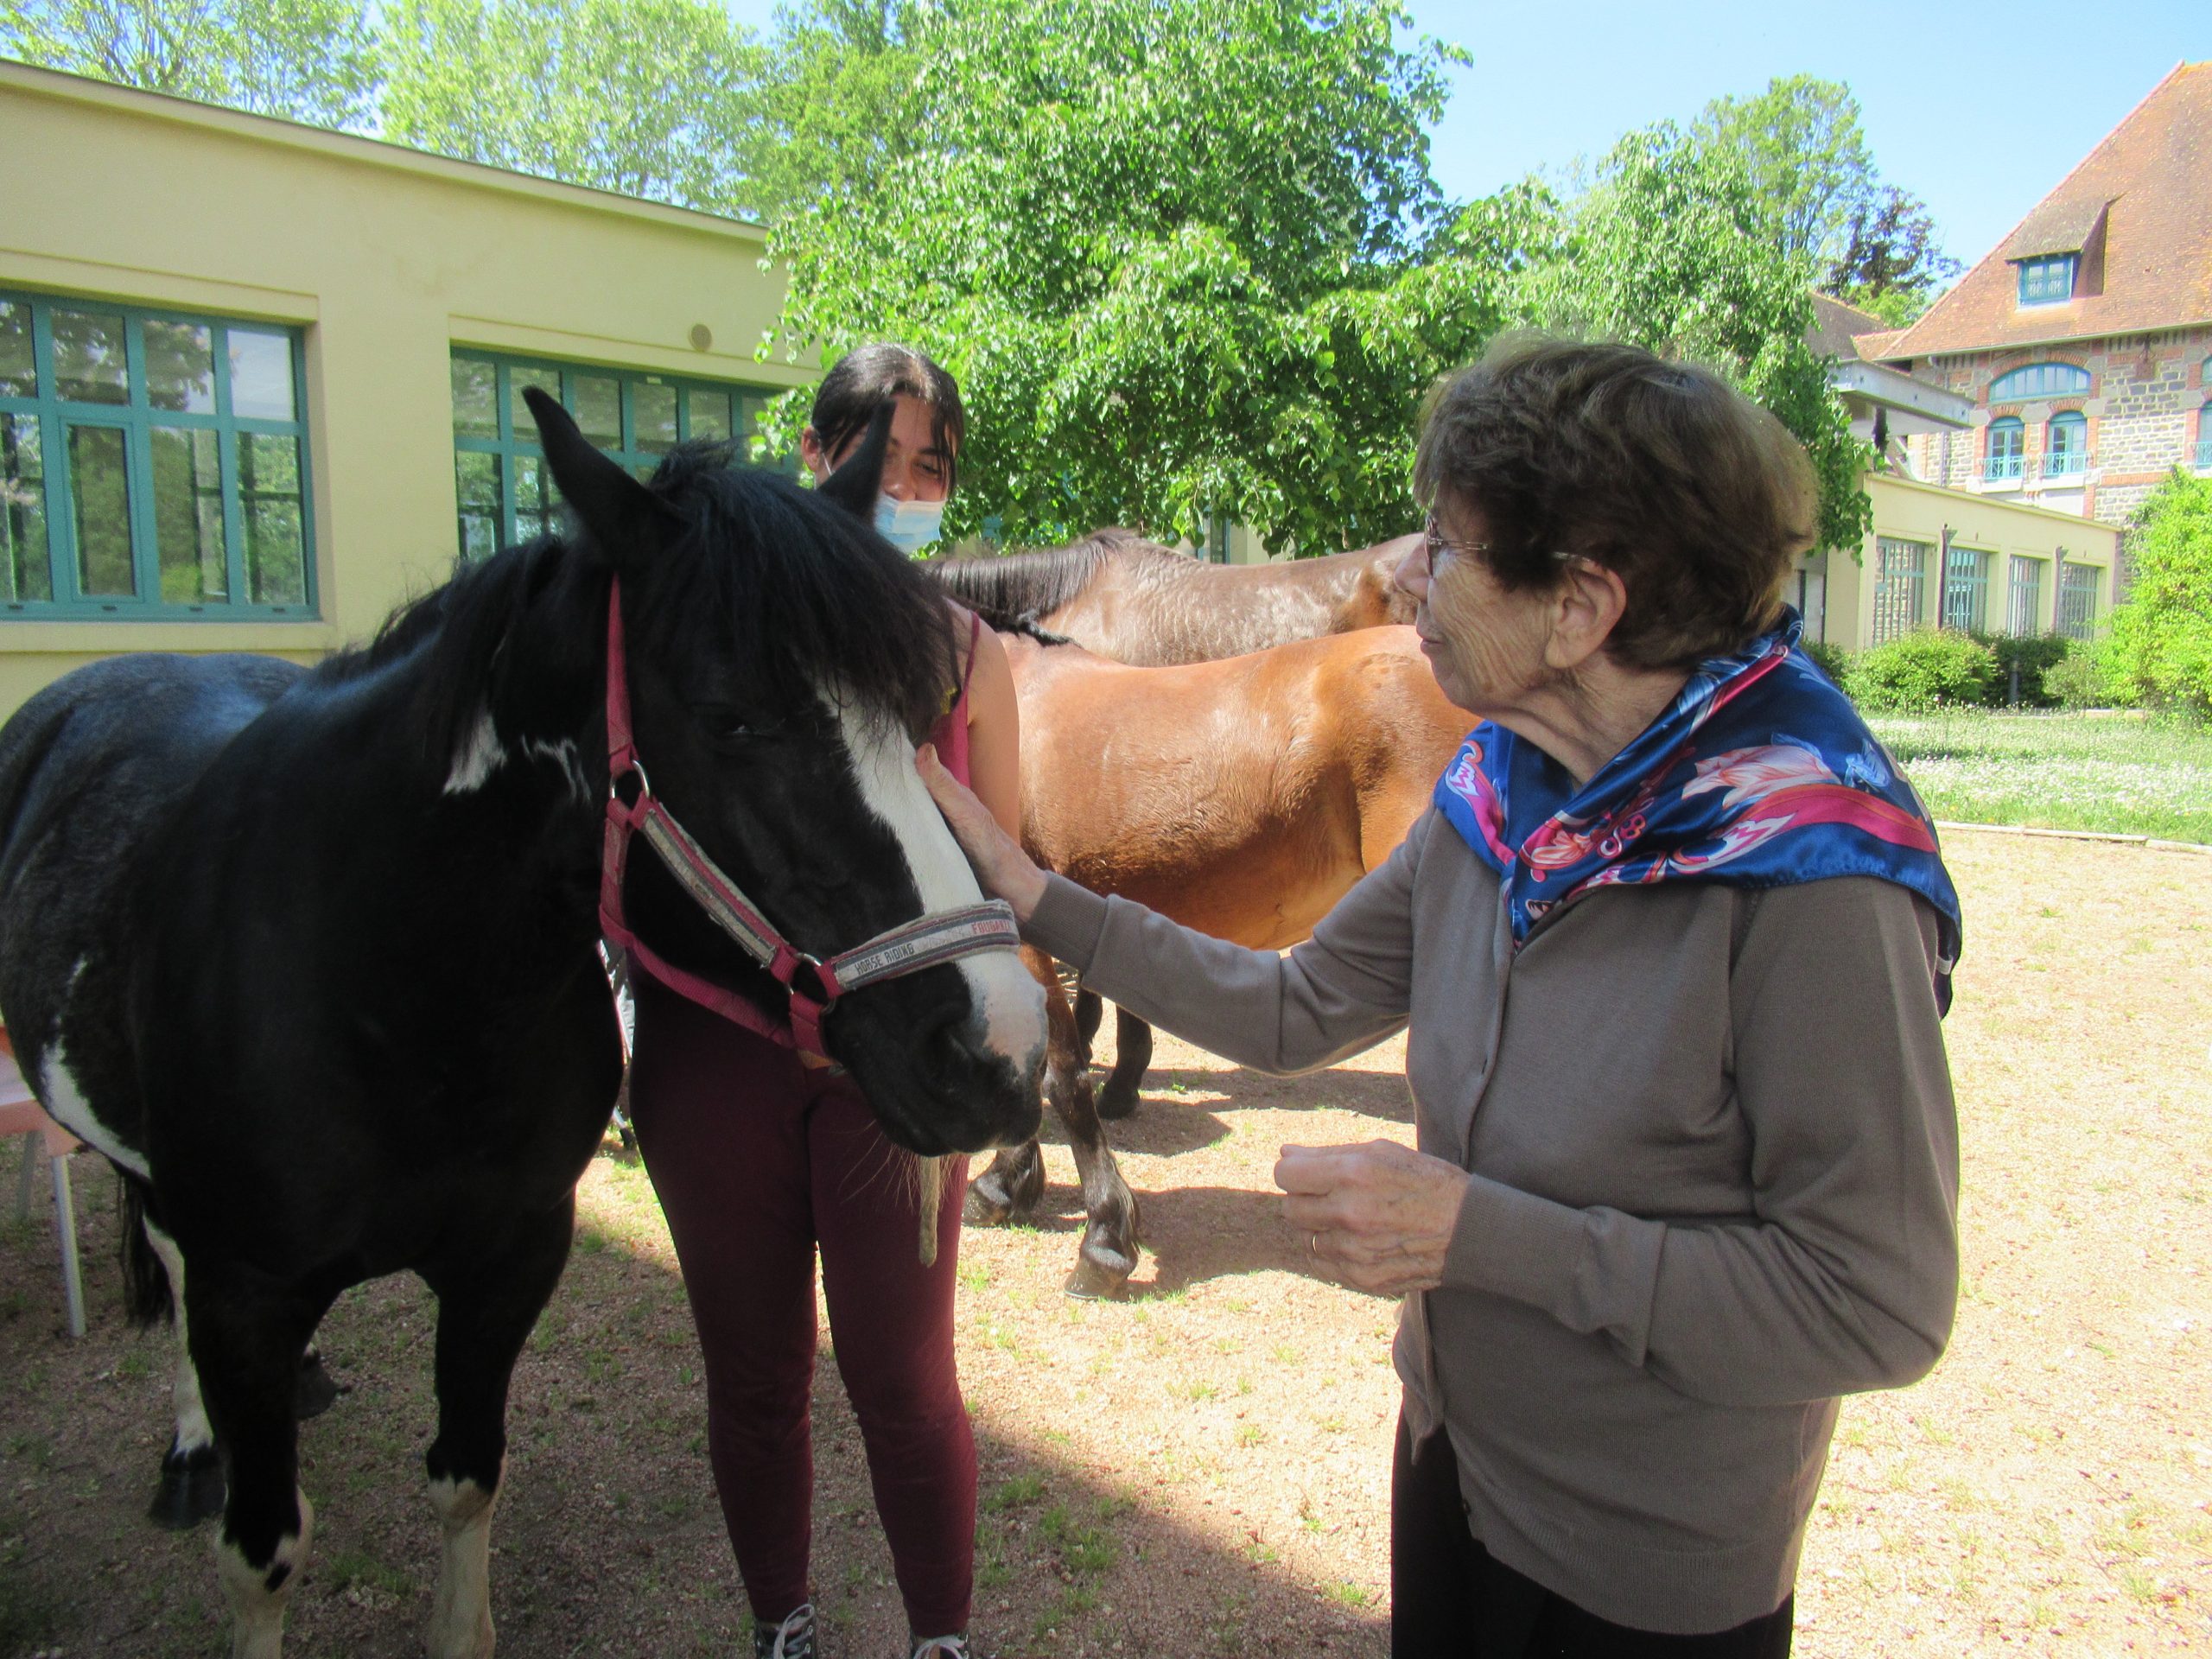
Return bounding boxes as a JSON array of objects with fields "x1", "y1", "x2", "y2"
[
  {"x1": 963, "y1": 1184, "x2": 1014, "y2": 1227},
  {"x1": 147, "y1": 1443, "x2": 225, "y2": 1529},
  {"x1": 1063, "y1": 1253, "x2": 1134, "y2": 1300}
]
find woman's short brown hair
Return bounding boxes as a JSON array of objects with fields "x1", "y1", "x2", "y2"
[{"x1": 1413, "y1": 336, "x2": 1815, "y2": 671}]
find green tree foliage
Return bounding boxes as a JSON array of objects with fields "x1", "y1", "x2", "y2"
[
  {"x1": 2107, "y1": 472, "x2": 2212, "y2": 716},
  {"x1": 1520, "y1": 124, "x2": 1872, "y2": 556},
  {"x1": 1844, "y1": 629, "x2": 1999, "y2": 712},
  {"x1": 0, "y1": 0, "x2": 378, "y2": 126},
  {"x1": 1692, "y1": 75, "x2": 1957, "y2": 327},
  {"x1": 378, "y1": 0, "x2": 759, "y2": 211},
  {"x1": 762, "y1": 0, "x2": 1494, "y2": 552},
  {"x1": 728, "y1": 0, "x2": 931, "y2": 224},
  {"x1": 1692, "y1": 73, "x2": 1873, "y2": 269}
]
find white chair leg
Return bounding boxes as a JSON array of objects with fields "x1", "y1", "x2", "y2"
[
  {"x1": 16, "y1": 1130, "x2": 35, "y2": 1220},
  {"x1": 49, "y1": 1150, "x2": 85, "y2": 1339}
]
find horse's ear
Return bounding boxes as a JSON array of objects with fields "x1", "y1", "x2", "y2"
[
  {"x1": 815, "y1": 401, "x2": 893, "y2": 519},
  {"x1": 523, "y1": 388, "x2": 677, "y2": 560}
]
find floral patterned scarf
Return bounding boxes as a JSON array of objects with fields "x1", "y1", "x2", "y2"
[{"x1": 1433, "y1": 609, "x2": 1962, "y2": 1011}]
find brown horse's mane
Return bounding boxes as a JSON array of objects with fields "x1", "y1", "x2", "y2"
[{"x1": 926, "y1": 530, "x2": 1183, "y2": 630}]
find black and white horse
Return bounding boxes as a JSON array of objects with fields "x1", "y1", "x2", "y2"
[{"x1": 0, "y1": 393, "x2": 1045, "y2": 1659}]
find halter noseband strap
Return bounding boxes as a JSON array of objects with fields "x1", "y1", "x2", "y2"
[{"x1": 596, "y1": 576, "x2": 1020, "y2": 1058}]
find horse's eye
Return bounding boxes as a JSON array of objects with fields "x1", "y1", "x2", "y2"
[{"x1": 690, "y1": 704, "x2": 780, "y2": 744}]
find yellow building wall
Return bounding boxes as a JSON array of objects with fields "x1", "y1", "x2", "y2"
[
  {"x1": 0, "y1": 63, "x2": 805, "y2": 719},
  {"x1": 1802, "y1": 471, "x2": 2121, "y2": 652}
]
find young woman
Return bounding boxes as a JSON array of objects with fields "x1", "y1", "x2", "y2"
[{"x1": 626, "y1": 343, "x2": 1020, "y2": 1659}]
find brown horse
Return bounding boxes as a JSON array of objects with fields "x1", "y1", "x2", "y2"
[
  {"x1": 929, "y1": 530, "x2": 1420, "y2": 666},
  {"x1": 965, "y1": 626, "x2": 1471, "y2": 1296}
]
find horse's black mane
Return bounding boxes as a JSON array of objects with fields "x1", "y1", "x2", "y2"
[
  {"x1": 320, "y1": 440, "x2": 959, "y2": 770},
  {"x1": 927, "y1": 528, "x2": 1181, "y2": 628}
]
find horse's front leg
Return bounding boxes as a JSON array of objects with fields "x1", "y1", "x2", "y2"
[
  {"x1": 187, "y1": 1260, "x2": 327, "y2": 1659},
  {"x1": 1052, "y1": 1046, "x2": 1141, "y2": 1300},
  {"x1": 1095, "y1": 1006, "x2": 1154, "y2": 1122},
  {"x1": 418, "y1": 1199, "x2": 575, "y2": 1659}
]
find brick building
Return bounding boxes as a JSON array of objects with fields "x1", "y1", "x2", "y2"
[{"x1": 1865, "y1": 60, "x2": 2211, "y2": 535}]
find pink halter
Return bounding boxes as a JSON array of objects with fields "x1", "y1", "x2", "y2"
[{"x1": 595, "y1": 578, "x2": 1020, "y2": 1058}]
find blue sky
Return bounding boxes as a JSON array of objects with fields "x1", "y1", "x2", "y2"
[{"x1": 720, "y1": 0, "x2": 2209, "y2": 278}]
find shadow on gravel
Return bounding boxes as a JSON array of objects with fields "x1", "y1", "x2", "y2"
[{"x1": 0, "y1": 1151, "x2": 1390, "y2": 1658}]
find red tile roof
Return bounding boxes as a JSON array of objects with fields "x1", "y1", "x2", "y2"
[{"x1": 1875, "y1": 60, "x2": 2211, "y2": 361}]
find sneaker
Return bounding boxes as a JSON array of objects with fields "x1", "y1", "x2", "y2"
[
  {"x1": 909, "y1": 1637, "x2": 969, "y2": 1659},
  {"x1": 753, "y1": 1602, "x2": 817, "y2": 1659}
]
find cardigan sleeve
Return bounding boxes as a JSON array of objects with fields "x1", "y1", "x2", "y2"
[
  {"x1": 1440, "y1": 877, "x2": 1961, "y2": 1406},
  {"x1": 1020, "y1": 812, "x2": 1430, "y2": 1077}
]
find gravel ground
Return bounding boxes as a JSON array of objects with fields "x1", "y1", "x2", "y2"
[{"x1": 0, "y1": 826, "x2": 2205, "y2": 1657}]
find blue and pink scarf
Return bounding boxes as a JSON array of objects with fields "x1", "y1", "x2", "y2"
[{"x1": 1433, "y1": 610, "x2": 1962, "y2": 1011}]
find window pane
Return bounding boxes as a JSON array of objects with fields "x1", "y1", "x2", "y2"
[
  {"x1": 452, "y1": 358, "x2": 499, "y2": 440},
  {"x1": 0, "y1": 302, "x2": 35, "y2": 397},
  {"x1": 151, "y1": 426, "x2": 227, "y2": 602},
  {"x1": 574, "y1": 374, "x2": 621, "y2": 448},
  {"x1": 2, "y1": 414, "x2": 51, "y2": 601},
  {"x1": 686, "y1": 388, "x2": 731, "y2": 442},
  {"x1": 144, "y1": 321, "x2": 215, "y2": 414},
  {"x1": 455, "y1": 449, "x2": 502, "y2": 562},
  {"x1": 635, "y1": 381, "x2": 677, "y2": 454},
  {"x1": 509, "y1": 366, "x2": 561, "y2": 439},
  {"x1": 67, "y1": 424, "x2": 135, "y2": 595},
  {"x1": 238, "y1": 433, "x2": 305, "y2": 604},
  {"x1": 514, "y1": 453, "x2": 556, "y2": 543},
  {"x1": 53, "y1": 310, "x2": 130, "y2": 405},
  {"x1": 228, "y1": 330, "x2": 295, "y2": 421}
]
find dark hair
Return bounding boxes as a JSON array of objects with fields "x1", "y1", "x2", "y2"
[
  {"x1": 810, "y1": 342, "x2": 966, "y2": 495},
  {"x1": 1413, "y1": 336, "x2": 1815, "y2": 671}
]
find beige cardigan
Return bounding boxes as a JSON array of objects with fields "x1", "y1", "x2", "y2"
[{"x1": 1026, "y1": 808, "x2": 1958, "y2": 1634}]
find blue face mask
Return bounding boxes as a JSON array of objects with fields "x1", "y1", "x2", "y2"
[{"x1": 874, "y1": 495, "x2": 946, "y2": 556}]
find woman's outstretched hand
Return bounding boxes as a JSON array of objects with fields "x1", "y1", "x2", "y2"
[
  {"x1": 1276, "y1": 1140, "x2": 1471, "y2": 1297},
  {"x1": 916, "y1": 743, "x2": 1049, "y2": 923}
]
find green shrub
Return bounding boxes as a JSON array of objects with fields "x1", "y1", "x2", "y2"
[
  {"x1": 2107, "y1": 471, "x2": 2212, "y2": 717},
  {"x1": 1843, "y1": 629, "x2": 1999, "y2": 712},
  {"x1": 1968, "y1": 630, "x2": 2070, "y2": 707},
  {"x1": 2043, "y1": 638, "x2": 2138, "y2": 710},
  {"x1": 1800, "y1": 638, "x2": 1850, "y2": 686}
]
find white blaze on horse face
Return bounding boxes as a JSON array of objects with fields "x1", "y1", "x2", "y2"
[
  {"x1": 834, "y1": 700, "x2": 1047, "y2": 1073},
  {"x1": 143, "y1": 1220, "x2": 215, "y2": 1460},
  {"x1": 427, "y1": 1465, "x2": 502, "y2": 1659},
  {"x1": 38, "y1": 1027, "x2": 150, "y2": 1179}
]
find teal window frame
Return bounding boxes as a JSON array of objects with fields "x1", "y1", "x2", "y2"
[
  {"x1": 2056, "y1": 562, "x2": 2098, "y2": 642},
  {"x1": 1985, "y1": 416, "x2": 2025, "y2": 481},
  {"x1": 449, "y1": 349, "x2": 782, "y2": 561},
  {"x1": 0, "y1": 288, "x2": 316, "y2": 620},
  {"x1": 1941, "y1": 545, "x2": 1992, "y2": 632},
  {"x1": 2196, "y1": 397, "x2": 2211, "y2": 471},
  {"x1": 2016, "y1": 255, "x2": 2076, "y2": 307},
  {"x1": 1871, "y1": 537, "x2": 1929, "y2": 645},
  {"x1": 1988, "y1": 362, "x2": 2090, "y2": 402},
  {"x1": 2006, "y1": 556, "x2": 2046, "y2": 635},
  {"x1": 2044, "y1": 411, "x2": 2088, "y2": 478}
]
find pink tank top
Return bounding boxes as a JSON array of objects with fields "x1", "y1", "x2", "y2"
[{"x1": 927, "y1": 611, "x2": 982, "y2": 786}]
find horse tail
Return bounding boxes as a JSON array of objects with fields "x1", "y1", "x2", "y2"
[{"x1": 117, "y1": 1176, "x2": 175, "y2": 1327}]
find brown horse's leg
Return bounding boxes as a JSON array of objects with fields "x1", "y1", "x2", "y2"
[
  {"x1": 1096, "y1": 1007, "x2": 1154, "y2": 1122},
  {"x1": 1073, "y1": 986, "x2": 1103, "y2": 1050},
  {"x1": 963, "y1": 948, "x2": 1064, "y2": 1226},
  {"x1": 1056, "y1": 1046, "x2": 1141, "y2": 1300}
]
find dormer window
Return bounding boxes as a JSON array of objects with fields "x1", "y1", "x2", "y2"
[{"x1": 2018, "y1": 254, "x2": 2078, "y2": 306}]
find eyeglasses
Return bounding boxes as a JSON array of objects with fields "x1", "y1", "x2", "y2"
[
  {"x1": 1421, "y1": 512, "x2": 1590, "y2": 573},
  {"x1": 1421, "y1": 512, "x2": 1491, "y2": 564}
]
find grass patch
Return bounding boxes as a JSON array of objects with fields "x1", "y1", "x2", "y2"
[{"x1": 1870, "y1": 710, "x2": 2212, "y2": 842}]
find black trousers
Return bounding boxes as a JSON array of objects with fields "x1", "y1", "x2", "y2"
[{"x1": 1392, "y1": 1420, "x2": 1795, "y2": 1659}]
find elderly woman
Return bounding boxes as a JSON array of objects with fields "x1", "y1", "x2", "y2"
[{"x1": 919, "y1": 337, "x2": 1961, "y2": 1657}]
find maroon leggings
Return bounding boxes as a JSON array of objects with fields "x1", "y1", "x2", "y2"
[{"x1": 626, "y1": 976, "x2": 975, "y2": 1636}]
